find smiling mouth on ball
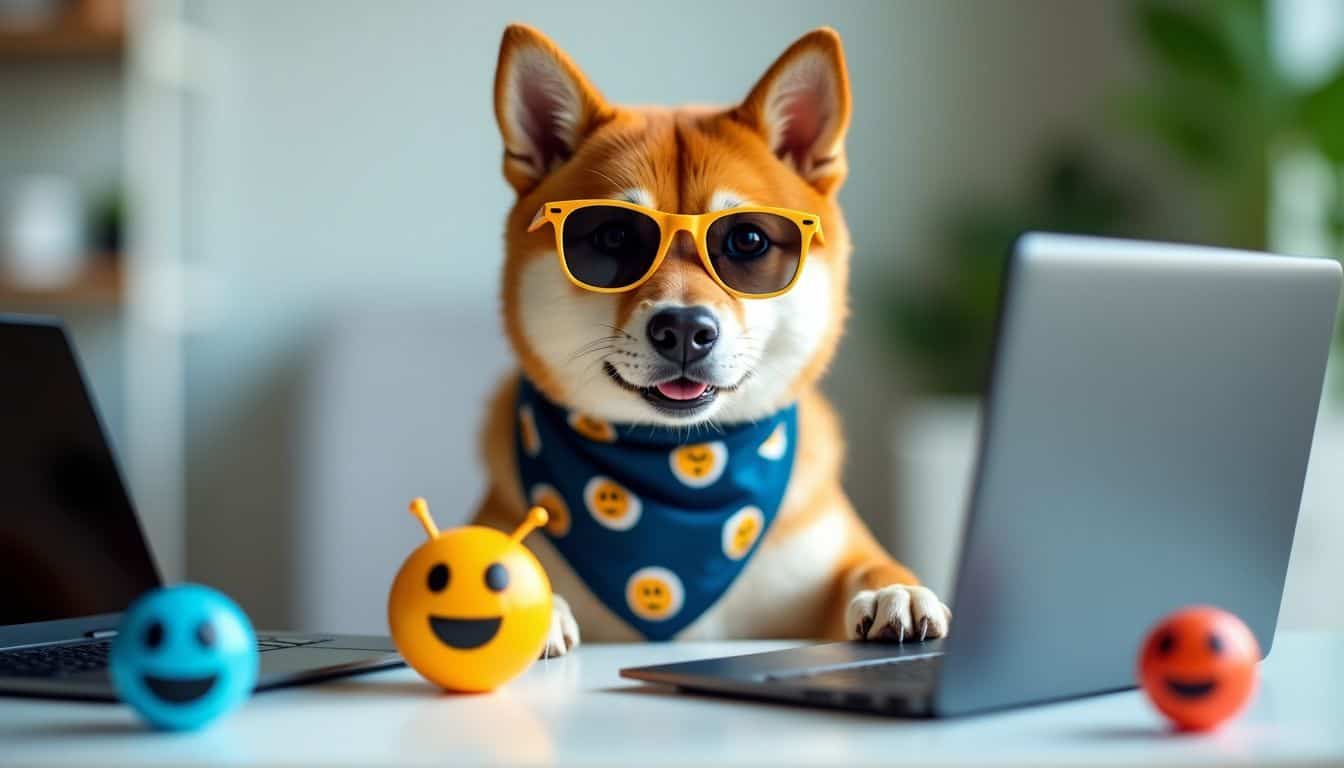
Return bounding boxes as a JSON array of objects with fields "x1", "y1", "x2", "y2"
[
  {"x1": 1165, "y1": 677, "x2": 1217, "y2": 699},
  {"x1": 428, "y1": 615, "x2": 503, "y2": 650},
  {"x1": 143, "y1": 673, "x2": 218, "y2": 704}
]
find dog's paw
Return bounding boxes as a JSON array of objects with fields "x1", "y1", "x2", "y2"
[
  {"x1": 845, "y1": 584, "x2": 951, "y2": 642},
  {"x1": 540, "y1": 594, "x2": 580, "y2": 658}
]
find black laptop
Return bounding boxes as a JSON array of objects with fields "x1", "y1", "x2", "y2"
[{"x1": 0, "y1": 316, "x2": 401, "y2": 701}]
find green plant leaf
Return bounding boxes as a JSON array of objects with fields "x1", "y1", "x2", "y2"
[
  {"x1": 881, "y1": 147, "x2": 1141, "y2": 395},
  {"x1": 1114, "y1": 87, "x2": 1230, "y2": 171},
  {"x1": 1301, "y1": 65, "x2": 1344, "y2": 166},
  {"x1": 1136, "y1": 1, "x2": 1243, "y2": 86}
]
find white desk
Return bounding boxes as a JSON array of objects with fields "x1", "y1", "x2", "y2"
[{"x1": 2, "y1": 632, "x2": 1341, "y2": 766}]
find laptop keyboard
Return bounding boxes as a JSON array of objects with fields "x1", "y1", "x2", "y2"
[
  {"x1": 0, "y1": 635, "x2": 332, "y2": 678},
  {"x1": 0, "y1": 640, "x2": 112, "y2": 677},
  {"x1": 764, "y1": 653, "x2": 943, "y2": 689}
]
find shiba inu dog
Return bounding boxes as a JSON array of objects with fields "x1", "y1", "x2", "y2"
[{"x1": 473, "y1": 23, "x2": 950, "y2": 656}]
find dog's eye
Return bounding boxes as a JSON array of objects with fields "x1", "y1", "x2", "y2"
[
  {"x1": 592, "y1": 223, "x2": 632, "y2": 254},
  {"x1": 723, "y1": 223, "x2": 770, "y2": 260}
]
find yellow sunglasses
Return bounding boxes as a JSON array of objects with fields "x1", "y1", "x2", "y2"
[{"x1": 527, "y1": 199, "x2": 824, "y2": 299}]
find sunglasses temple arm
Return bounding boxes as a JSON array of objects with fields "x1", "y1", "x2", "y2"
[{"x1": 527, "y1": 207, "x2": 549, "y2": 233}]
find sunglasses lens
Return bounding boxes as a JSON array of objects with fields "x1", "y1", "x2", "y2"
[
  {"x1": 706, "y1": 212, "x2": 806, "y2": 295},
  {"x1": 560, "y1": 205, "x2": 663, "y2": 290}
]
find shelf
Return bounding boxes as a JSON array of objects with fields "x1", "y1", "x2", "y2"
[
  {"x1": 0, "y1": 23, "x2": 123, "y2": 59},
  {"x1": 0, "y1": 0, "x2": 125, "y2": 61},
  {"x1": 0, "y1": 258, "x2": 124, "y2": 308}
]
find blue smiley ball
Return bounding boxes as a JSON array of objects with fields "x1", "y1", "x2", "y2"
[{"x1": 109, "y1": 584, "x2": 258, "y2": 731}]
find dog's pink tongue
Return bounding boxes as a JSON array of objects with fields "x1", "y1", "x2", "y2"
[{"x1": 656, "y1": 379, "x2": 708, "y2": 401}]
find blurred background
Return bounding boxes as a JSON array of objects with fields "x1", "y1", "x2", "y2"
[{"x1": 3, "y1": 0, "x2": 1342, "y2": 634}]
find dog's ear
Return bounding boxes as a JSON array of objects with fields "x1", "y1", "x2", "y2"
[
  {"x1": 494, "y1": 24, "x2": 610, "y2": 194},
  {"x1": 734, "y1": 28, "x2": 851, "y2": 195}
]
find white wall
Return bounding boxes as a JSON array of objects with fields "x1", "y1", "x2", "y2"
[{"x1": 175, "y1": 0, "x2": 1156, "y2": 627}]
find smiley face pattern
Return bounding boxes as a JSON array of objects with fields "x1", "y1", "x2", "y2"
[
  {"x1": 722, "y1": 506, "x2": 765, "y2": 561},
  {"x1": 583, "y1": 476, "x2": 642, "y2": 530},
  {"x1": 513, "y1": 377, "x2": 798, "y2": 640},
  {"x1": 669, "y1": 442, "x2": 728, "y2": 488},
  {"x1": 625, "y1": 567, "x2": 685, "y2": 621},
  {"x1": 567, "y1": 412, "x2": 617, "y2": 443},
  {"x1": 518, "y1": 405, "x2": 542, "y2": 457}
]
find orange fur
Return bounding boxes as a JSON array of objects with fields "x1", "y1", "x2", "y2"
[{"x1": 475, "y1": 24, "x2": 934, "y2": 644}]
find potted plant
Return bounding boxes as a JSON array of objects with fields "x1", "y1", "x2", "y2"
[
  {"x1": 882, "y1": 147, "x2": 1139, "y2": 595},
  {"x1": 1122, "y1": 0, "x2": 1344, "y2": 629},
  {"x1": 884, "y1": 0, "x2": 1344, "y2": 613}
]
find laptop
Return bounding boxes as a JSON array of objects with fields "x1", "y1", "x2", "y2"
[
  {"x1": 621, "y1": 233, "x2": 1342, "y2": 717},
  {"x1": 0, "y1": 316, "x2": 401, "y2": 701}
]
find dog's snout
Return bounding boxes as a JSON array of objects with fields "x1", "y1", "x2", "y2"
[{"x1": 647, "y1": 306, "x2": 719, "y2": 365}]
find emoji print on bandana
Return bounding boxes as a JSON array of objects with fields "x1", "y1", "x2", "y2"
[
  {"x1": 529, "y1": 483, "x2": 571, "y2": 538},
  {"x1": 568, "y1": 412, "x2": 617, "y2": 443},
  {"x1": 757, "y1": 423, "x2": 787, "y2": 460},
  {"x1": 669, "y1": 441, "x2": 727, "y2": 488},
  {"x1": 625, "y1": 567, "x2": 684, "y2": 621},
  {"x1": 511, "y1": 377, "x2": 798, "y2": 640},
  {"x1": 518, "y1": 405, "x2": 542, "y2": 457},
  {"x1": 722, "y1": 506, "x2": 765, "y2": 560},
  {"x1": 584, "y1": 476, "x2": 641, "y2": 530}
]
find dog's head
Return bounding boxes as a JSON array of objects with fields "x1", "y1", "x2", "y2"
[{"x1": 494, "y1": 25, "x2": 851, "y2": 426}]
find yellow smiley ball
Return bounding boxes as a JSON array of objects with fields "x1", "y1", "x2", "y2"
[{"x1": 388, "y1": 501, "x2": 552, "y2": 693}]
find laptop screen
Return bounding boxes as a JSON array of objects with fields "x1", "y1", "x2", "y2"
[{"x1": 0, "y1": 320, "x2": 159, "y2": 628}]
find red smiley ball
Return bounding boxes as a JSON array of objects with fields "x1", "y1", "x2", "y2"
[{"x1": 1138, "y1": 606, "x2": 1260, "y2": 731}]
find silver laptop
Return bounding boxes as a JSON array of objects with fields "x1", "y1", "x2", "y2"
[
  {"x1": 621, "y1": 233, "x2": 1342, "y2": 717},
  {"x1": 0, "y1": 316, "x2": 401, "y2": 701}
]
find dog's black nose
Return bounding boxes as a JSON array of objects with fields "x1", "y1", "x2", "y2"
[{"x1": 647, "y1": 306, "x2": 720, "y2": 365}]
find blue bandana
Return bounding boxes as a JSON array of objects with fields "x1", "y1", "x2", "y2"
[{"x1": 514, "y1": 378, "x2": 798, "y2": 640}]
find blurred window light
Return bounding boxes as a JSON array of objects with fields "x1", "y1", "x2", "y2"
[
  {"x1": 1268, "y1": 0, "x2": 1344, "y2": 260},
  {"x1": 1272, "y1": 0, "x2": 1344, "y2": 85}
]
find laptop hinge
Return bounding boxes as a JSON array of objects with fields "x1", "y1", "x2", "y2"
[{"x1": 85, "y1": 629, "x2": 118, "y2": 640}]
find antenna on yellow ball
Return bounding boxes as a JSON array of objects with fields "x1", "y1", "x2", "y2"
[
  {"x1": 408, "y1": 497, "x2": 440, "y2": 540},
  {"x1": 511, "y1": 506, "x2": 549, "y2": 544}
]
